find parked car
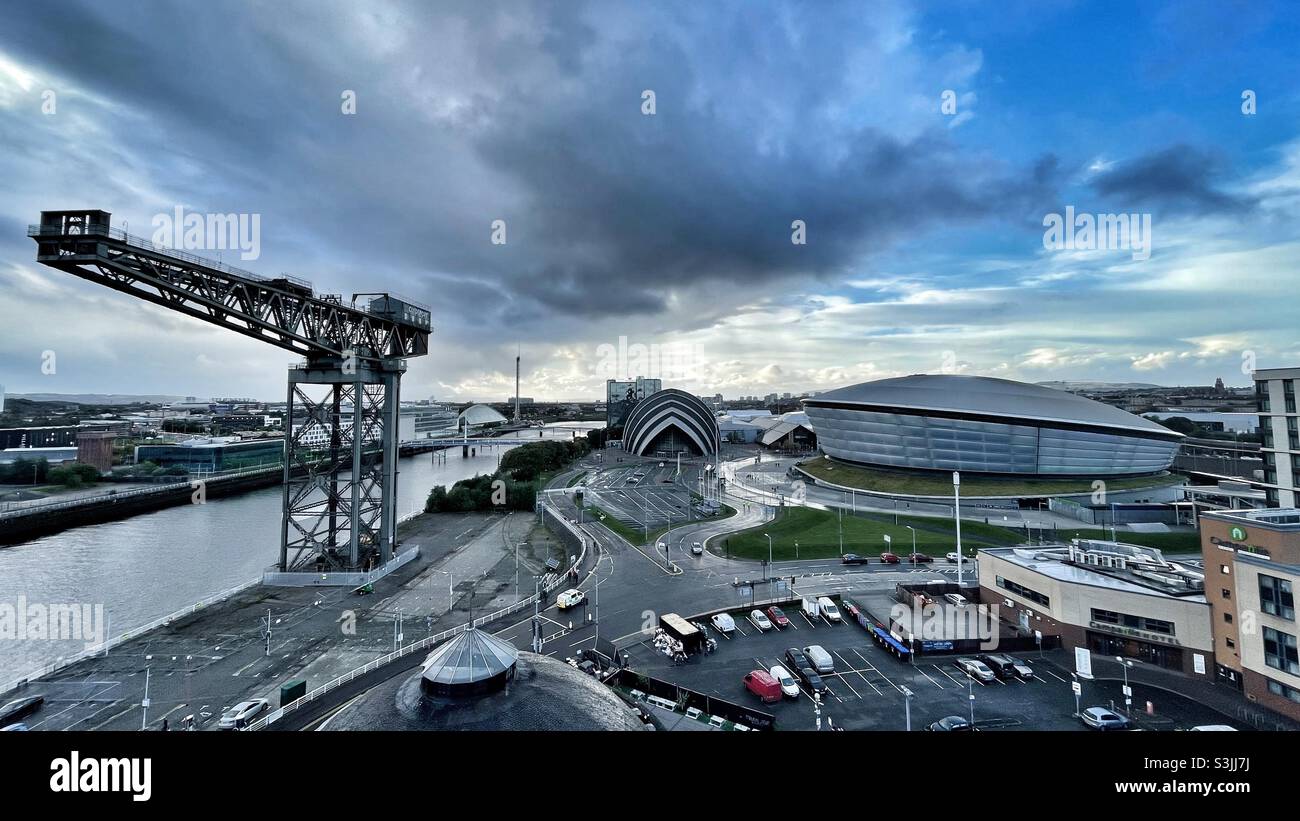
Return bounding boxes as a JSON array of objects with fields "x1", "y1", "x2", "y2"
[
  {"x1": 942, "y1": 593, "x2": 968, "y2": 607},
  {"x1": 750, "y1": 609, "x2": 773, "y2": 632},
  {"x1": 803, "y1": 645, "x2": 834, "y2": 674},
  {"x1": 1189, "y1": 724, "x2": 1237, "y2": 731},
  {"x1": 0, "y1": 723, "x2": 28, "y2": 731},
  {"x1": 785, "y1": 647, "x2": 811, "y2": 671},
  {"x1": 769, "y1": 664, "x2": 801, "y2": 699},
  {"x1": 978, "y1": 653, "x2": 1019, "y2": 680},
  {"x1": 1003, "y1": 656, "x2": 1035, "y2": 679},
  {"x1": 908, "y1": 553, "x2": 934, "y2": 564},
  {"x1": 817, "y1": 597, "x2": 842, "y2": 623},
  {"x1": 927, "y1": 715, "x2": 974, "y2": 732},
  {"x1": 218, "y1": 699, "x2": 270, "y2": 730},
  {"x1": 946, "y1": 551, "x2": 962, "y2": 563},
  {"x1": 841, "y1": 553, "x2": 869, "y2": 565},
  {"x1": 796, "y1": 666, "x2": 827, "y2": 695},
  {"x1": 1080, "y1": 707, "x2": 1131, "y2": 731},
  {"x1": 557, "y1": 589, "x2": 587, "y2": 610},
  {"x1": 691, "y1": 541, "x2": 704, "y2": 555},
  {"x1": 0, "y1": 696, "x2": 44, "y2": 728},
  {"x1": 743, "y1": 670, "x2": 782, "y2": 704},
  {"x1": 841, "y1": 600, "x2": 860, "y2": 621},
  {"x1": 766, "y1": 606, "x2": 791, "y2": 629},
  {"x1": 955, "y1": 657, "x2": 995, "y2": 683},
  {"x1": 711, "y1": 612, "x2": 736, "y2": 634},
  {"x1": 879, "y1": 552, "x2": 901, "y2": 564}
]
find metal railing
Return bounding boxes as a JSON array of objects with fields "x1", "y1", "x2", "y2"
[
  {"x1": 28, "y1": 222, "x2": 313, "y2": 290},
  {"x1": 246, "y1": 500, "x2": 589, "y2": 731},
  {"x1": 0, "y1": 575, "x2": 262, "y2": 698},
  {"x1": 0, "y1": 464, "x2": 281, "y2": 519}
]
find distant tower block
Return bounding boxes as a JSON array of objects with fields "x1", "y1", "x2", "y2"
[{"x1": 514, "y1": 349, "x2": 521, "y2": 424}]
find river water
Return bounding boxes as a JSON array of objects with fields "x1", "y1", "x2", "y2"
[{"x1": 0, "y1": 423, "x2": 599, "y2": 682}]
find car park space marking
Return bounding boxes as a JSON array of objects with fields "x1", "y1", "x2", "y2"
[
  {"x1": 832, "y1": 659, "x2": 879, "y2": 697},
  {"x1": 913, "y1": 665, "x2": 946, "y2": 689},
  {"x1": 830, "y1": 670, "x2": 866, "y2": 698},
  {"x1": 1041, "y1": 668, "x2": 1068, "y2": 683},
  {"x1": 732, "y1": 621, "x2": 749, "y2": 637},
  {"x1": 89, "y1": 703, "x2": 136, "y2": 731},
  {"x1": 851, "y1": 650, "x2": 900, "y2": 690},
  {"x1": 799, "y1": 612, "x2": 817, "y2": 628},
  {"x1": 932, "y1": 664, "x2": 966, "y2": 685}
]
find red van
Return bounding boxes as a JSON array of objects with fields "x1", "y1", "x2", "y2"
[{"x1": 743, "y1": 670, "x2": 782, "y2": 704}]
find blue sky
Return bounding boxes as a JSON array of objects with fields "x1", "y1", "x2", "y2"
[{"x1": 0, "y1": 0, "x2": 1297, "y2": 401}]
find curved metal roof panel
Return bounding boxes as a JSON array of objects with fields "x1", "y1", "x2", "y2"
[{"x1": 803, "y1": 374, "x2": 1180, "y2": 438}]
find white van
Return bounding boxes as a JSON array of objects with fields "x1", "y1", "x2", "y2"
[
  {"x1": 803, "y1": 645, "x2": 834, "y2": 674},
  {"x1": 817, "y1": 597, "x2": 842, "y2": 623}
]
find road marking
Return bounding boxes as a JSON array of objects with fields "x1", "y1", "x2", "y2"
[
  {"x1": 1042, "y1": 668, "x2": 1068, "y2": 683},
  {"x1": 89, "y1": 703, "x2": 136, "y2": 731},
  {"x1": 932, "y1": 664, "x2": 965, "y2": 685},
  {"x1": 914, "y1": 665, "x2": 945, "y2": 689}
]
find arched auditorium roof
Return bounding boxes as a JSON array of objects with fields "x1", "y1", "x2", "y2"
[
  {"x1": 803, "y1": 374, "x2": 1180, "y2": 438},
  {"x1": 623, "y1": 389, "x2": 720, "y2": 456},
  {"x1": 457, "y1": 404, "x2": 507, "y2": 426}
]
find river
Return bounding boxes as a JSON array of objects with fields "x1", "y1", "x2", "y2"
[{"x1": 0, "y1": 423, "x2": 600, "y2": 683}]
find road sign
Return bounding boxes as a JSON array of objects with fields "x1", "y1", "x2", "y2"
[
  {"x1": 1071, "y1": 681, "x2": 1082, "y2": 696},
  {"x1": 1074, "y1": 647, "x2": 1093, "y2": 679},
  {"x1": 1122, "y1": 685, "x2": 1132, "y2": 697}
]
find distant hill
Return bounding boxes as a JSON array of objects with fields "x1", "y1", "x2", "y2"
[
  {"x1": 9, "y1": 393, "x2": 184, "y2": 406},
  {"x1": 1036, "y1": 381, "x2": 1163, "y2": 392}
]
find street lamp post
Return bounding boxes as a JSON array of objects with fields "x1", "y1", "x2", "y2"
[
  {"x1": 967, "y1": 676, "x2": 975, "y2": 727},
  {"x1": 953, "y1": 471, "x2": 964, "y2": 587},
  {"x1": 764, "y1": 533, "x2": 773, "y2": 576},
  {"x1": 1117, "y1": 656, "x2": 1134, "y2": 715},
  {"x1": 905, "y1": 525, "x2": 916, "y2": 556},
  {"x1": 901, "y1": 686, "x2": 914, "y2": 731}
]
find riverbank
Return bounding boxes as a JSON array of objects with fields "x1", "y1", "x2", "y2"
[{"x1": 0, "y1": 466, "x2": 281, "y2": 545}]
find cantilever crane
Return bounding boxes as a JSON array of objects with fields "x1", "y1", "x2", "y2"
[{"x1": 30, "y1": 209, "x2": 431, "y2": 574}]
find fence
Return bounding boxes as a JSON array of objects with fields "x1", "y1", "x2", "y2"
[
  {"x1": 0, "y1": 575, "x2": 262, "y2": 699},
  {"x1": 246, "y1": 499, "x2": 589, "y2": 731},
  {"x1": 0, "y1": 464, "x2": 280, "y2": 519},
  {"x1": 261, "y1": 545, "x2": 421, "y2": 587}
]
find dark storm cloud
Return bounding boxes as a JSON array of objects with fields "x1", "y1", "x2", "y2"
[
  {"x1": 1090, "y1": 145, "x2": 1256, "y2": 215},
  {"x1": 0, "y1": 0, "x2": 1064, "y2": 330}
]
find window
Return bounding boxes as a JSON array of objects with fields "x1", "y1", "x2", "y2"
[
  {"x1": 1226, "y1": 638, "x2": 1236, "y2": 649},
  {"x1": 1267, "y1": 678, "x2": 1300, "y2": 704},
  {"x1": 1222, "y1": 588, "x2": 1232, "y2": 599},
  {"x1": 995, "y1": 576, "x2": 1050, "y2": 607},
  {"x1": 1224, "y1": 612, "x2": 1233, "y2": 623},
  {"x1": 1221, "y1": 564, "x2": 1231, "y2": 575},
  {"x1": 1263, "y1": 627, "x2": 1300, "y2": 676},
  {"x1": 1260, "y1": 575, "x2": 1295, "y2": 620}
]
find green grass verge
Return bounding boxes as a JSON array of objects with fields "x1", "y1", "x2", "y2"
[
  {"x1": 583, "y1": 502, "x2": 735, "y2": 546},
  {"x1": 720, "y1": 505, "x2": 1027, "y2": 561},
  {"x1": 797, "y1": 455, "x2": 1184, "y2": 497}
]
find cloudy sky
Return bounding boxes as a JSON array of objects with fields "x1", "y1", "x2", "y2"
[{"x1": 1, "y1": 0, "x2": 1298, "y2": 402}]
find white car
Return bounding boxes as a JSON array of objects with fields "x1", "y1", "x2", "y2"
[
  {"x1": 711, "y1": 613, "x2": 736, "y2": 634},
  {"x1": 749, "y1": 610, "x2": 772, "y2": 631},
  {"x1": 942, "y1": 593, "x2": 968, "y2": 607},
  {"x1": 946, "y1": 552, "x2": 962, "y2": 563},
  {"x1": 557, "y1": 589, "x2": 586, "y2": 610},
  {"x1": 691, "y1": 541, "x2": 704, "y2": 555},
  {"x1": 1189, "y1": 724, "x2": 1237, "y2": 731},
  {"x1": 955, "y1": 657, "x2": 995, "y2": 683},
  {"x1": 218, "y1": 699, "x2": 270, "y2": 730},
  {"x1": 769, "y1": 664, "x2": 800, "y2": 699},
  {"x1": 817, "y1": 597, "x2": 841, "y2": 623}
]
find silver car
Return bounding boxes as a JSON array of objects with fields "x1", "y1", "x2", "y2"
[
  {"x1": 218, "y1": 698, "x2": 270, "y2": 730},
  {"x1": 955, "y1": 657, "x2": 995, "y2": 683},
  {"x1": 1080, "y1": 707, "x2": 1130, "y2": 731}
]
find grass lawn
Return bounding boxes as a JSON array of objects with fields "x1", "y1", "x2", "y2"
[
  {"x1": 583, "y1": 502, "x2": 736, "y2": 546},
  {"x1": 720, "y1": 506, "x2": 1027, "y2": 561},
  {"x1": 797, "y1": 456, "x2": 1184, "y2": 497}
]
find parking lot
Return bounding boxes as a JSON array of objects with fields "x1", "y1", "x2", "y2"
[{"x1": 623, "y1": 595, "x2": 1249, "y2": 731}]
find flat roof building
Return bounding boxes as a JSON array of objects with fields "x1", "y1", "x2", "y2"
[
  {"x1": 1201, "y1": 508, "x2": 1300, "y2": 721},
  {"x1": 978, "y1": 542, "x2": 1212, "y2": 676}
]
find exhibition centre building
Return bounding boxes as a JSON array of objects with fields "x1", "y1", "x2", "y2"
[
  {"x1": 623, "y1": 388, "x2": 720, "y2": 457},
  {"x1": 802, "y1": 374, "x2": 1182, "y2": 477}
]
